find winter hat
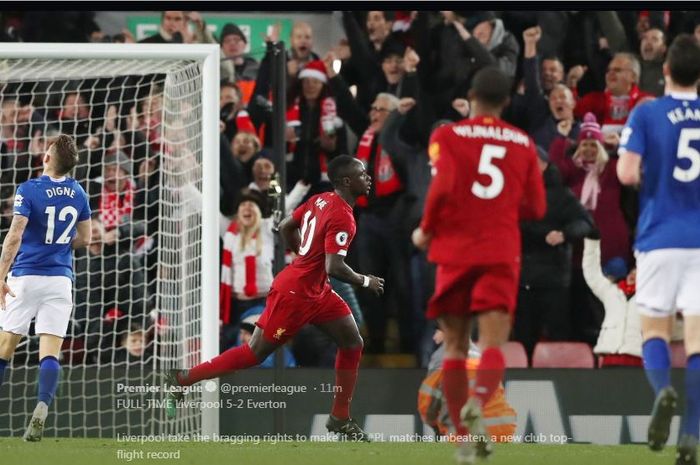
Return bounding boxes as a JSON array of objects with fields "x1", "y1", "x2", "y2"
[
  {"x1": 465, "y1": 11, "x2": 497, "y2": 30},
  {"x1": 603, "y1": 257, "x2": 629, "y2": 281},
  {"x1": 379, "y1": 39, "x2": 406, "y2": 61},
  {"x1": 103, "y1": 150, "x2": 132, "y2": 175},
  {"x1": 104, "y1": 307, "x2": 125, "y2": 322},
  {"x1": 236, "y1": 188, "x2": 267, "y2": 216},
  {"x1": 298, "y1": 60, "x2": 328, "y2": 84},
  {"x1": 578, "y1": 112, "x2": 604, "y2": 144},
  {"x1": 220, "y1": 23, "x2": 246, "y2": 44}
]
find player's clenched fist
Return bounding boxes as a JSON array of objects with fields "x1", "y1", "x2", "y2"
[
  {"x1": 411, "y1": 227, "x2": 432, "y2": 251},
  {"x1": 366, "y1": 275, "x2": 384, "y2": 296}
]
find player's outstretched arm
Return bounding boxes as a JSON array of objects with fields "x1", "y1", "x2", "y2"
[
  {"x1": 325, "y1": 254, "x2": 384, "y2": 296},
  {"x1": 71, "y1": 219, "x2": 92, "y2": 250},
  {"x1": 278, "y1": 215, "x2": 302, "y2": 253},
  {"x1": 0, "y1": 215, "x2": 28, "y2": 310}
]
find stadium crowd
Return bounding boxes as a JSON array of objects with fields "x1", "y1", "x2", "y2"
[{"x1": 1, "y1": 10, "x2": 700, "y2": 368}]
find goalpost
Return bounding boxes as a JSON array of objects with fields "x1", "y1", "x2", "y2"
[{"x1": 0, "y1": 43, "x2": 220, "y2": 438}]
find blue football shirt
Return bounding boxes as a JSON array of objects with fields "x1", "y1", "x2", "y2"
[
  {"x1": 11, "y1": 175, "x2": 91, "y2": 279},
  {"x1": 620, "y1": 93, "x2": 700, "y2": 251}
]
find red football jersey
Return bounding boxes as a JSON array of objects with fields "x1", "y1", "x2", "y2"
[
  {"x1": 272, "y1": 192, "x2": 356, "y2": 298},
  {"x1": 420, "y1": 115, "x2": 546, "y2": 266}
]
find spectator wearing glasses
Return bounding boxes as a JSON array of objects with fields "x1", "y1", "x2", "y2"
[{"x1": 573, "y1": 53, "x2": 652, "y2": 139}]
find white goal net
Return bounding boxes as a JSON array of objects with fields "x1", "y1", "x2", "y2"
[{"x1": 0, "y1": 44, "x2": 220, "y2": 438}]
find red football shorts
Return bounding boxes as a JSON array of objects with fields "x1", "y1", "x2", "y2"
[
  {"x1": 256, "y1": 287, "x2": 352, "y2": 344},
  {"x1": 427, "y1": 263, "x2": 520, "y2": 319}
]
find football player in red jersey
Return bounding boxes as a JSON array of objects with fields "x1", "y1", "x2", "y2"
[
  {"x1": 165, "y1": 155, "x2": 384, "y2": 441},
  {"x1": 413, "y1": 66, "x2": 546, "y2": 463}
]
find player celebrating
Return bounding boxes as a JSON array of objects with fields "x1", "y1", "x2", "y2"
[
  {"x1": 412, "y1": 66, "x2": 546, "y2": 463},
  {"x1": 0, "y1": 135, "x2": 92, "y2": 441},
  {"x1": 166, "y1": 155, "x2": 383, "y2": 441},
  {"x1": 618, "y1": 34, "x2": 700, "y2": 465}
]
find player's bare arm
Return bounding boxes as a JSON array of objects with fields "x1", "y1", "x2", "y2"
[
  {"x1": 617, "y1": 150, "x2": 642, "y2": 186},
  {"x1": 0, "y1": 215, "x2": 28, "y2": 310},
  {"x1": 325, "y1": 253, "x2": 384, "y2": 296},
  {"x1": 278, "y1": 215, "x2": 302, "y2": 253},
  {"x1": 71, "y1": 219, "x2": 93, "y2": 250}
]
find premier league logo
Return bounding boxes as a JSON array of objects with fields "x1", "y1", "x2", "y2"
[{"x1": 335, "y1": 232, "x2": 348, "y2": 246}]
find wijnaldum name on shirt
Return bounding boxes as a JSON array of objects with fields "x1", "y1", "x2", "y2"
[{"x1": 451, "y1": 124, "x2": 530, "y2": 147}]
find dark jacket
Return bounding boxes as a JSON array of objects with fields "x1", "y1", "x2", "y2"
[
  {"x1": 639, "y1": 58, "x2": 665, "y2": 97},
  {"x1": 520, "y1": 164, "x2": 594, "y2": 288},
  {"x1": 340, "y1": 11, "x2": 405, "y2": 112},
  {"x1": 415, "y1": 15, "x2": 520, "y2": 117},
  {"x1": 378, "y1": 110, "x2": 432, "y2": 232}
]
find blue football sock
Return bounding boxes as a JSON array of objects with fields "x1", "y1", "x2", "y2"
[
  {"x1": 37, "y1": 356, "x2": 61, "y2": 406},
  {"x1": 0, "y1": 358, "x2": 8, "y2": 389},
  {"x1": 683, "y1": 353, "x2": 700, "y2": 439},
  {"x1": 642, "y1": 338, "x2": 671, "y2": 396}
]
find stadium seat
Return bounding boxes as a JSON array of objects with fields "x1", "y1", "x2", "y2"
[
  {"x1": 501, "y1": 341, "x2": 529, "y2": 368},
  {"x1": 532, "y1": 342, "x2": 595, "y2": 368},
  {"x1": 670, "y1": 341, "x2": 687, "y2": 368}
]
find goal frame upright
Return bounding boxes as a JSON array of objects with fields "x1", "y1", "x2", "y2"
[{"x1": 0, "y1": 43, "x2": 221, "y2": 437}]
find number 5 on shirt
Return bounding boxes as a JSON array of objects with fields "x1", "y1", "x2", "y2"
[{"x1": 472, "y1": 144, "x2": 506, "y2": 200}]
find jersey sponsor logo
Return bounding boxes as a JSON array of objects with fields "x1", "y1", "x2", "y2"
[
  {"x1": 13, "y1": 194, "x2": 23, "y2": 207},
  {"x1": 335, "y1": 232, "x2": 349, "y2": 246},
  {"x1": 273, "y1": 328, "x2": 287, "y2": 340}
]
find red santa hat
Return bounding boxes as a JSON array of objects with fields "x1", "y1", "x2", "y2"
[{"x1": 298, "y1": 60, "x2": 328, "y2": 84}]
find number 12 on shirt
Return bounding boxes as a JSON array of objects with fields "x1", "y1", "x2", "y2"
[{"x1": 44, "y1": 205, "x2": 78, "y2": 244}]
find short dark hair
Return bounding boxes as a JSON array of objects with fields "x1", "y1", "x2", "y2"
[
  {"x1": 541, "y1": 55, "x2": 564, "y2": 66},
  {"x1": 471, "y1": 66, "x2": 512, "y2": 108},
  {"x1": 369, "y1": 11, "x2": 395, "y2": 22},
  {"x1": 666, "y1": 34, "x2": 700, "y2": 87},
  {"x1": 327, "y1": 155, "x2": 360, "y2": 187},
  {"x1": 49, "y1": 134, "x2": 79, "y2": 175}
]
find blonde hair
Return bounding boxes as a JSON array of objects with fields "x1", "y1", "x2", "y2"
[
  {"x1": 238, "y1": 201, "x2": 263, "y2": 255},
  {"x1": 574, "y1": 139, "x2": 609, "y2": 171}
]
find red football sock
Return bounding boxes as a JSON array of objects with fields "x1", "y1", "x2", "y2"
[
  {"x1": 474, "y1": 347, "x2": 505, "y2": 407},
  {"x1": 442, "y1": 358, "x2": 469, "y2": 437},
  {"x1": 331, "y1": 347, "x2": 363, "y2": 420},
  {"x1": 178, "y1": 344, "x2": 259, "y2": 386}
]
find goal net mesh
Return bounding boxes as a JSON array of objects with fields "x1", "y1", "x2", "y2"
[{"x1": 0, "y1": 56, "x2": 206, "y2": 437}]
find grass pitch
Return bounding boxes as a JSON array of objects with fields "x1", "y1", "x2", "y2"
[{"x1": 0, "y1": 438, "x2": 680, "y2": 465}]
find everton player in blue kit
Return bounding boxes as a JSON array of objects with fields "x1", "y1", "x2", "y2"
[
  {"x1": 618, "y1": 35, "x2": 700, "y2": 465},
  {"x1": 0, "y1": 135, "x2": 92, "y2": 441}
]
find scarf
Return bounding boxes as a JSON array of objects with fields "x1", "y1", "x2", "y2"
[
  {"x1": 355, "y1": 128, "x2": 404, "y2": 207},
  {"x1": 602, "y1": 84, "x2": 644, "y2": 132},
  {"x1": 580, "y1": 167, "x2": 601, "y2": 211},
  {"x1": 286, "y1": 96, "x2": 337, "y2": 178},
  {"x1": 99, "y1": 179, "x2": 134, "y2": 230},
  {"x1": 219, "y1": 220, "x2": 266, "y2": 324}
]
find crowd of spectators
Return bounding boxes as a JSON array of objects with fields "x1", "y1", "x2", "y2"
[{"x1": 2, "y1": 10, "x2": 700, "y2": 367}]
